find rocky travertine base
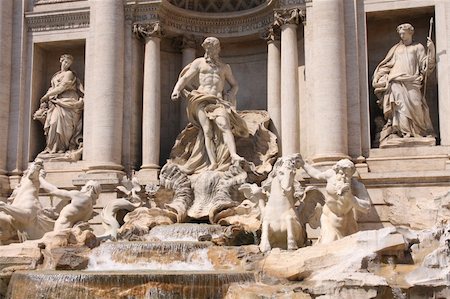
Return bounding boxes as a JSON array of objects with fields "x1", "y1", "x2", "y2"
[{"x1": 1, "y1": 225, "x2": 449, "y2": 298}]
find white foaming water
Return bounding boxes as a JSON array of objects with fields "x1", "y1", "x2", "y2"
[
  {"x1": 146, "y1": 223, "x2": 224, "y2": 242},
  {"x1": 87, "y1": 246, "x2": 214, "y2": 271}
]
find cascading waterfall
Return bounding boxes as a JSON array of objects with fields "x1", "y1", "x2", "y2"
[
  {"x1": 87, "y1": 241, "x2": 215, "y2": 271},
  {"x1": 7, "y1": 270, "x2": 255, "y2": 299},
  {"x1": 6, "y1": 224, "x2": 256, "y2": 299}
]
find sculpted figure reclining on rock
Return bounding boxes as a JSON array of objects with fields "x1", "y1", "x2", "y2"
[
  {"x1": 39, "y1": 177, "x2": 101, "y2": 232},
  {"x1": 171, "y1": 37, "x2": 249, "y2": 174},
  {"x1": 300, "y1": 158, "x2": 371, "y2": 244}
]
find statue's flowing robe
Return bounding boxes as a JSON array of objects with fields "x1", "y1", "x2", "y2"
[
  {"x1": 44, "y1": 71, "x2": 84, "y2": 153},
  {"x1": 172, "y1": 90, "x2": 249, "y2": 174},
  {"x1": 372, "y1": 41, "x2": 434, "y2": 137}
]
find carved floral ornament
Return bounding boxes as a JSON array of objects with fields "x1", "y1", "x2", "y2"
[
  {"x1": 133, "y1": 22, "x2": 163, "y2": 40},
  {"x1": 274, "y1": 8, "x2": 305, "y2": 27},
  {"x1": 261, "y1": 24, "x2": 280, "y2": 43}
]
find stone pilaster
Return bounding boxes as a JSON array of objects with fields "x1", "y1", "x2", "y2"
[
  {"x1": 436, "y1": 2, "x2": 450, "y2": 146},
  {"x1": 134, "y1": 22, "x2": 162, "y2": 182},
  {"x1": 275, "y1": 8, "x2": 304, "y2": 155},
  {"x1": 84, "y1": 0, "x2": 125, "y2": 172},
  {"x1": 179, "y1": 35, "x2": 196, "y2": 130},
  {"x1": 311, "y1": 0, "x2": 349, "y2": 164},
  {"x1": 263, "y1": 25, "x2": 281, "y2": 139},
  {"x1": 0, "y1": 0, "x2": 13, "y2": 196}
]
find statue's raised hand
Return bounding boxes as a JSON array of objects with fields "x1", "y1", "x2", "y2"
[{"x1": 171, "y1": 90, "x2": 180, "y2": 101}]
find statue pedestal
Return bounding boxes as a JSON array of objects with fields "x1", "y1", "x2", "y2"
[{"x1": 380, "y1": 135, "x2": 436, "y2": 149}]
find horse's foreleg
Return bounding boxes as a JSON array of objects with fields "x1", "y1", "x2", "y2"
[
  {"x1": 286, "y1": 215, "x2": 299, "y2": 250},
  {"x1": 0, "y1": 203, "x2": 31, "y2": 226},
  {"x1": 259, "y1": 219, "x2": 271, "y2": 253}
]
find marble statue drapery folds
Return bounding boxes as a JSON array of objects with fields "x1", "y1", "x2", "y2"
[
  {"x1": 34, "y1": 54, "x2": 84, "y2": 156},
  {"x1": 372, "y1": 23, "x2": 436, "y2": 144}
]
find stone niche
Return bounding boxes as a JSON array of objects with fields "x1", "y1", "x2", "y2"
[
  {"x1": 366, "y1": 6, "x2": 438, "y2": 148},
  {"x1": 30, "y1": 39, "x2": 86, "y2": 161},
  {"x1": 158, "y1": 37, "x2": 269, "y2": 165}
]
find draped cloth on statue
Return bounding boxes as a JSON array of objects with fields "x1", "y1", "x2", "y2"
[
  {"x1": 373, "y1": 42, "x2": 434, "y2": 137},
  {"x1": 169, "y1": 108, "x2": 278, "y2": 181},
  {"x1": 171, "y1": 90, "x2": 249, "y2": 174},
  {"x1": 41, "y1": 71, "x2": 84, "y2": 154}
]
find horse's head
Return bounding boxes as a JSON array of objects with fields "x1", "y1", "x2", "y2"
[
  {"x1": 25, "y1": 159, "x2": 44, "y2": 181},
  {"x1": 274, "y1": 154, "x2": 302, "y2": 192}
]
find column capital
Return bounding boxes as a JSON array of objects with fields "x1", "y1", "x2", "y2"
[
  {"x1": 133, "y1": 21, "x2": 162, "y2": 40},
  {"x1": 274, "y1": 8, "x2": 305, "y2": 28},
  {"x1": 261, "y1": 24, "x2": 280, "y2": 44},
  {"x1": 172, "y1": 34, "x2": 198, "y2": 51}
]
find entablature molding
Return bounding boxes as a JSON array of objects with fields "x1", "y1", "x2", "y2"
[{"x1": 25, "y1": 9, "x2": 89, "y2": 32}]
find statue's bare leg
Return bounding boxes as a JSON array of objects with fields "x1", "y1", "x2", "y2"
[
  {"x1": 215, "y1": 115, "x2": 243, "y2": 162},
  {"x1": 197, "y1": 108, "x2": 217, "y2": 169}
]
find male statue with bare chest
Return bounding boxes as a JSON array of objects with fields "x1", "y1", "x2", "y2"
[{"x1": 171, "y1": 37, "x2": 248, "y2": 173}]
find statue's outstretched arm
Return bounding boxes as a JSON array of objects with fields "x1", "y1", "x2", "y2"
[
  {"x1": 39, "y1": 176, "x2": 72, "y2": 201},
  {"x1": 302, "y1": 161, "x2": 330, "y2": 181},
  {"x1": 351, "y1": 178, "x2": 371, "y2": 212}
]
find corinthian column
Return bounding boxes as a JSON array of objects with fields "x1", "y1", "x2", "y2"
[
  {"x1": 179, "y1": 35, "x2": 196, "y2": 130},
  {"x1": 84, "y1": 0, "x2": 125, "y2": 172},
  {"x1": 0, "y1": 0, "x2": 13, "y2": 194},
  {"x1": 134, "y1": 22, "x2": 162, "y2": 181},
  {"x1": 263, "y1": 25, "x2": 281, "y2": 138},
  {"x1": 275, "y1": 8, "x2": 303, "y2": 155},
  {"x1": 311, "y1": 0, "x2": 348, "y2": 164}
]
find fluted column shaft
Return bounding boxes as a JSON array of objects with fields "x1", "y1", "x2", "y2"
[
  {"x1": 0, "y1": 0, "x2": 13, "y2": 176},
  {"x1": 85, "y1": 0, "x2": 124, "y2": 171},
  {"x1": 133, "y1": 22, "x2": 162, "y2": 181},
  {"x1": 142, "y1": 34, "x2": 161, "y2": 170},
  {"x1": 180, "y1": 36, "x2": 196, "y2": 130},
  {"x1": 265, "y1": 27, "x2": 281, "y2": 138},
  {"x1": 312, "y1": 0, "x2": 348, "y2": 163},
  {"x1": 277, "y1": 9, "x2": 302, "y2": 155}
]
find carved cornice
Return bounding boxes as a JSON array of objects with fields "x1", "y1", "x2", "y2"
[
  {"x1": 279, "y1": 0, "x2": 306, "y2": 8},
  {"x1": 34, "y1": 0, "x2": 86, "y2": 5},
  {"x1": 126, "y1": 3, "x2": 160, "y2": 23},
  {"x1": 133, "y1": 21, "x2": 163, "y2": 40},
  {"x1": 25, "y1": 9, "x2": 89, "y2": 32},
  {"x1": 274, "y1": 8, "x2": 305, "y2": 27}
]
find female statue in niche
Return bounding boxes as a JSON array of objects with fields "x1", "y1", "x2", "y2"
[
  {"x1": 33, "y1": 54, "x2": 84, "y2": 159},
  {"x1": 372, "y1": 23, "x2": 436, "y2": 148}
]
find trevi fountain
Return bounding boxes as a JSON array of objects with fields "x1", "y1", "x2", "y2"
[{"x1": 0, "y1": 0, "x2": 449, "y2": 298}]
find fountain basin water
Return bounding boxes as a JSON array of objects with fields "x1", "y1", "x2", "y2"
[
  {"x1": 7, "y1": 270, "x2": 255, "y2": 299},
  {"x1": 88, "y1": 241, "x2": 215, "y2": 271}
]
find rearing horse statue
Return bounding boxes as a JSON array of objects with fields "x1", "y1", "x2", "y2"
[{"x1": 0, "y1": 160, "x2": 54, "y2": 243}]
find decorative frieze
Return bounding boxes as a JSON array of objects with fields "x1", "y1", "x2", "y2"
[
  {"x1": 126, "y1": 4, "x2": 159, "y2": 23},
  {"x1": 25, "y1": 10, "x2": 89, "y2": 32},
  {"x1": 168, "y1": 0, "x2": 265, "y2": 13},
  {"x1": 279, "y1": 0, "x2": 306, "y2": 7},
  {"x1": 34, "y1": 0, "x2": 85, "y2": 5}
]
